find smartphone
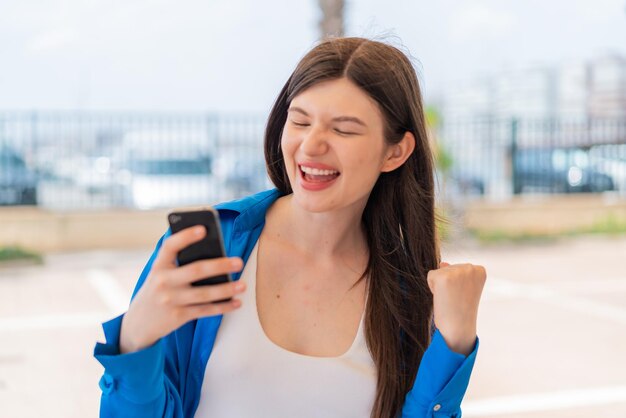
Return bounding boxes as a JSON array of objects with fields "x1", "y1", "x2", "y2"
[{"x1": 167, "y1": 208, "x2": 232, "y2": 289}]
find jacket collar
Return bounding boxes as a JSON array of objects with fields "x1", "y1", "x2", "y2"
[{"x1": 214, "y1": 188, "x2": 284, "y2": 232}]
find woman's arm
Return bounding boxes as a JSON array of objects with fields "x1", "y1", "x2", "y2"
[
  {"x1": 94, "y1": 234, "x2": 185, "y2": 417},
  {"x1": 94, "y1": 234, "x2": 188, "y2": 418},
  {"x1": 94, "y1": 230, "x2": 242, "y2": 417},
  {"x1": 401, "y1": 330, "x2": 478, "y2": 417},
  {"x1": 95, "y1": 313, "x2": 186, "y2": 417},
  {"x1": 402, "y1": 262, "x2": 486, "y2": 417}
]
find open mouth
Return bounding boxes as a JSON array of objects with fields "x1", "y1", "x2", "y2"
[{"x1": 299, "y1": 164, "x2": 341, "y2": 183}]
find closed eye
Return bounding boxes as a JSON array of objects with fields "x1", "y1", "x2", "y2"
[
  {"x1": 334, "y1": 129, "x2": 356, "y2": 136},
  {"x1": 291, "y1": 120, "x2": 309, "y2": 127}
]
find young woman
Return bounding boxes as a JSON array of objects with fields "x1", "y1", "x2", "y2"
[{"x1": 95, "y1": 37, "x2": 486, "y2": 418}]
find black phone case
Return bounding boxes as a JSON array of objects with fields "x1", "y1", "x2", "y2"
[{"x1": 167, "y1": 209, "x2": 232, "y2": 288}]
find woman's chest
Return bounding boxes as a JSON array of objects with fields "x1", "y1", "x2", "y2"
[
  {"x1": 198, "y1": 255, "x2": 376, "y2": 418},
  {"x1": 255, "y1": 237, "x2": 367, "y2": 357}
]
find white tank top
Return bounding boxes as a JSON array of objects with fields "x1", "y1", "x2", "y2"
[{"x1": 195, "y1": 241, "x2": 377, "y2": 418}]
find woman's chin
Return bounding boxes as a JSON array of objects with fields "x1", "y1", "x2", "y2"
[{"x1": 291, "y1": 186, "x2": 338, "y2": 213}]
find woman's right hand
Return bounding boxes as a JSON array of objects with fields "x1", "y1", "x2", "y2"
[{"x1": 119, "y1": 225, "x2": 246, "y2": 354}]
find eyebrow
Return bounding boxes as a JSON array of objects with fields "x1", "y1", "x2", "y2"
[{"x1": 288, "y1": 106, "x2": 368, "y2": 127}]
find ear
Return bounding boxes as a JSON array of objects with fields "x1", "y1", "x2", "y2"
[{"x1": 381, "y1": 131, "x2": 416, "y2": 173}]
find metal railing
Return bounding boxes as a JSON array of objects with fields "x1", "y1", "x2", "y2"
[
  {"x1": 1, "y1": 112, "x2": 625, "y2": 210},
  {"x1": 0, "y1": 111, "x2": 267, "y2": 210},
  {"x1": 439, "y1": 117, "x2": 626, "y2": 200}
]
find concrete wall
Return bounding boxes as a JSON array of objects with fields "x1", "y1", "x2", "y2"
[
  {"x1": 2, "y1": 194, "x2": 626, "y2": 253},
  {"x1": 1, "y1": 207, "x2": 168, "y2": 253},
  {"x1": 464, "y1": 194, "x2": 626, "y2": 235}
]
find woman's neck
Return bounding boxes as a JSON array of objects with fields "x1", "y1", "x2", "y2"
[{"x1": 267, "y1": 194, "x2": 368, "y2": 260}]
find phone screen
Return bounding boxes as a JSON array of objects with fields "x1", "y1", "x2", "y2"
[{"x1": 168, "y1": 209, "x2": 232, "y2": 287}]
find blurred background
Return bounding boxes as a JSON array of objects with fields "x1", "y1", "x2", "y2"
[{"x1": 1, "y1": 1, "x2": 625, "y2": 417}]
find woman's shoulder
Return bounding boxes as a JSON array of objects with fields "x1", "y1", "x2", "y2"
[
  {"x1": 213, "y1": 188, "x2": 284, "y2": 230},
  {"x1": 214, "y1": 188, "x2": 282, "y2": 214}
]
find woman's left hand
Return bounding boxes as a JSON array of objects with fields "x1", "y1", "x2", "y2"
[{"x1": 427, "y1": 262, "x2": 487, "y2": 356}]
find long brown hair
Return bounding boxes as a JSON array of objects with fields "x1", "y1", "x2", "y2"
[{"x1": 264, "y1": 37, "x2": 438, "y2": 418}]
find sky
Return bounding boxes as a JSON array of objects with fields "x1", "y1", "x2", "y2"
[{"x1": 0, "y1": 0, "x2": 624, "y2": 113}]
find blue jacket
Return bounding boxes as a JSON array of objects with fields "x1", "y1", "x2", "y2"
[{"x1": 94, "y1": 189, "x2": 478, "y2": 417}]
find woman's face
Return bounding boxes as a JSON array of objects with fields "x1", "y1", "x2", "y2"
[{"x1": 281, "y1": 77, "x2": 392, "y2": 214}]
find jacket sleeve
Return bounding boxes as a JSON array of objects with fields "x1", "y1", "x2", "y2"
[
  {"x1": 94, "y1": 232, "x2": 185, "y2": 418},
  {"x1": 401, "y1": 329, "x2": 479, "y2": 418}
]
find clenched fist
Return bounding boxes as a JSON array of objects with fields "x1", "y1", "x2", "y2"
[{"x1": 427, "y1": 262, "x2": 487, "y2": 356}]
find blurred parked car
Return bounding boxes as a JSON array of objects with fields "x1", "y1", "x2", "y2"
[
  {"x1": 589, "y1": 144, "x2": 626, "y2": 193},
  {"x1": 212, "y1": 146, "x2": 271, "y2": 200},
  {"x1": 514, "y1": 148, "x2": 615, "y2": 194},
  {"x1": 72, "y1": 156, "x2": 130, "y2": 197},
  {"x1": 121, "y1": 155, "x2": 214, "y2": 209},
  {"x1": 0, "y1": 145, "x2": 38, "y2": 205},
  {"x1": 119, "y1": 130, "x2": 216, "y2": 209}
]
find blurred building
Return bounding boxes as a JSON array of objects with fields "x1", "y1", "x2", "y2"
[
  {"x1": 492, "y1": 67, "x2": 558, "y2": 121},
  {"x1": 588, "y1": 54, "x2": 626, "y2": 119},
  {"x1": 557, "y1": 60, "x2": 589, "y2": 120},
  {"x1": 440, "y1": 78, "x2": 492, "y2": 121},
  {"x1": 442, "y1": 53, "x2": 626, "y2": 128},
  {"x1": 440, "y1": 54, "x2": 626, "y2": 199}
]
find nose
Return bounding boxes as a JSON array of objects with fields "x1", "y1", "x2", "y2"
[{"x1": 299, "y1": 125, "x2": 329, "y2": 156}]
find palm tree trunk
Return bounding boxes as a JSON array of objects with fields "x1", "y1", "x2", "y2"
[{"x1": 318, "y1": 0, "x2": 345, "y2": 39}]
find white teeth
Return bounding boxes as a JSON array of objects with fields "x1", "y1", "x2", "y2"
[{"x1": 300, "y1": 166, "x2": 338, "y2": 176}]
